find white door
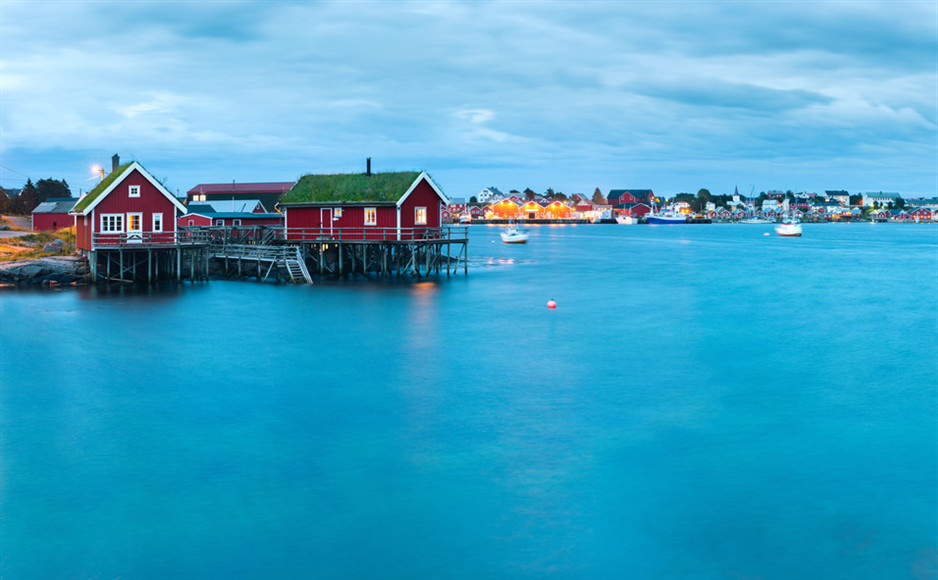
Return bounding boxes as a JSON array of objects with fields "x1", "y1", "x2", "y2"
[
  {"x1": 321, "y1": 208, "x2": 332, "y2": 237},
  {"x1": 127, "y1": 213, "x2": 143, "y2": 243}
]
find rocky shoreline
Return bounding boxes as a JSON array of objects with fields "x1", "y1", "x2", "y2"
[{"x1": 0, "y1": 256, "x2": 90, "y2": 287}]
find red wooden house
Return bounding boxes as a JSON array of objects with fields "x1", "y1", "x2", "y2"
[
  {"x1": 179, "y1": 205, "x2": 284, "y2": 228},
  {"x1": 278, "y1": 171, "x2": 449, "y2": 241},
  {"x1": 608, "y1": 189, "x2": 655, "y2": 217},
  {"x1": 908, "y1": 207, "x2": 933, "y2": 221},
  {"x1": 187, "y1": 181, "x2": 295, "y2": 211},
  {"x1": 31, "y1": 198, "x2": 77, "y2": 231},
  {"x1": 544, "y1": 201, "x2": 573, "y2": 219},
  {"x1": 71, "y1": 158, "x2": 186, "y2": 251},
  {"x1": 520, "y1": 201, "x2": 545, "y2": 219}
]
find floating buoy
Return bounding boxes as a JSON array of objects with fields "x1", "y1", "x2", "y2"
[
  {"x1": 763, "y1": 232, "x2": 770, "y2": 236},
  {"x1": 547, "y1": 299, "x2": 557, "y2": 309}
]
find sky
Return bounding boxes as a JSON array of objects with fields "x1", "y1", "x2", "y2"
[{"x1": 1, "y1": 0, "x2": 936, "y2": 200}]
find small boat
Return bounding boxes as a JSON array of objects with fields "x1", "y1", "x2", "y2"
[
  {"x1": 646, "y1": 212, "x2": 687, "y2": 225},
  {"x1": 775, "y1": 217, "x2": 802, "y2": 237},
  {"x1": 458, "y1": 213, "x2": 471, "y2": 224},
  {"x1": 740, "y1": 217, "x2": 771, "y2": 224},
  {"x1": 616, "y1": 215, "x2": 637, "y2": 225},
  {"x1": 500, "y1": 223, "x2": 528, "y2": 243}
]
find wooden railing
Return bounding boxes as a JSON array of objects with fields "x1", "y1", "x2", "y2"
[
  {"x1": 92, "y1": 231, "x2": 183, "y2": 247},
  {"x1": 283, "y1": 226, "x2": 468, "y2": 242}
]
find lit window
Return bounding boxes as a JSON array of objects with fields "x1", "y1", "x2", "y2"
[
  {"x1": 129, "y1": 185, "x2": 140, "y2": 198},
  {"x1": 153, "y1": 213, "x2": 163, "y2": 232},
  {"x1": 415, "y1": 207, "x2": 427, "y2": 225},
  {"x1": 100, "y1": 214, "x2": 123, "y2": 232},
  {"x1": 365, "y1": 207, "x2": 377, "y2": 225},
  {"x1": 127, "y1": 213, "x2": 142, "y2": 232}
]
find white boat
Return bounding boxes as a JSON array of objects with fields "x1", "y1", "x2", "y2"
[
  {"x1": 740, "y1": 217, "x2": 771, "y2": 224},
  {"x1": 616, "y1": 215, "x2": 637, "y2": 225},
  {"x1": 646, "y1": 212, "x2": 686, "y2": 225},
  {"x1": 500, "y1": 223, "x2": 528, "y2": 243},
  {"x1": 775, "y1": 217, "x2": 802, "y2": 237},
  {"x1": 458, "y1": 213, "x2": 471, "y2": 224}
]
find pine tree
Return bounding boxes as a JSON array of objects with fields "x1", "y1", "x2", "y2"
[{"x1": 591, "y1": 188, "x2": 605, "y2": 205}]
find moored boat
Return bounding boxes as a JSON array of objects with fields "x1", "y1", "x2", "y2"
[
  {"x1": 646, "y1": 212, "x2": 687, "y2": 224},
  {"x1": 775, "y1": 217, "x2": 802, "y2": 237},
  {"x1": 500, "y1": 223, "x2": 528, "y2": 243},
  {"x1": 616, "y1": 215, "x2": 637, "y2": 225}
]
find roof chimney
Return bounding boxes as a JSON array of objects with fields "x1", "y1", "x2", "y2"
[
  {"x1": 111, "y1": 154, "x2": 120, "y2": 173},
  {"x1": 366, "y1": 157, "x2": 371, "y2": 176}
]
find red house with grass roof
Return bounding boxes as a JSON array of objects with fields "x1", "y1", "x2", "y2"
[
  {"x1": 278, "y1": 167, "x2": 449, "y2": 242},
  {"x1": 71, "y1": 156, "x2": 186, "y2": 251}
]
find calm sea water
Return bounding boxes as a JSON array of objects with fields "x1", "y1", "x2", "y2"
[{"x1": 2, "y1": 223, "x2": 937, "y2": 579}]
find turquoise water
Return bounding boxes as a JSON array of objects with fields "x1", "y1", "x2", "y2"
[{"x1": 2, "y1": 223, "x2": 937, "y2": 579}]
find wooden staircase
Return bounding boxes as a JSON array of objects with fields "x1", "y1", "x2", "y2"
[{"x1": 209, "y1": 244, "x2": 313, "y2": 284}]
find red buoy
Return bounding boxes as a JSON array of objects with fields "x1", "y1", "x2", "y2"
[{"x1": 547, "y1": 299, "x2": 557, "y2": 309}]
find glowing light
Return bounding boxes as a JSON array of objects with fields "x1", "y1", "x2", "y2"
[{"x1": 90, "y1": 164, "x2": 105, "y2": 181}]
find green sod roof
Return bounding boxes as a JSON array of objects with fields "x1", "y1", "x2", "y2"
[
  {"x1": 73, "y1": 163, "x2": 134, "y2": 212},
  {"x1": 279, "y1": 171, "x2": 421, "y2": 204}
]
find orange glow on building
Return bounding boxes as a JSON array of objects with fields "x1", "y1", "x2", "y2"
[{"x1": 489, "y1": 199, "x2": 520, "y2": 219}]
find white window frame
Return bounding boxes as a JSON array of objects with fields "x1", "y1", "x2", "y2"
[
  {"x1": 153, "y1": 213, "x2": 163, "y2": 232},
  {"x1": 233, "y1": 219, "x2": 242, "y2": 226},
  {"x1": 188, "y1": 219, "x2": 195, "y2": 226},
  {"x1": 129, "y1": 185, "x2": 140, "y2": 198},
  {"x1": 100, "y1": 213, "x2": 124, "y2": 233},
  {"x1": 365, "y1": 207, "x2": 377, "y2": 226},
  {"x1": 127, "y1": 213, "x2": 143, "y2": 233},
  {"x1": 415, "y1": 206, "x2": 427, "y2": 225},
  {"x1": 214, "y1": 219, "x2": 224, "y2": 226}
]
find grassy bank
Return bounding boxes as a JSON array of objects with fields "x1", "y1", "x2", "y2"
[{"x1": 0, "y1": 225, "x2": 76, "y2": 262}]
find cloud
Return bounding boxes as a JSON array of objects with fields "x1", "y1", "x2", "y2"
[
  {"x1": 457, "y1": 109, "x2": 496, "y2": 124},
  {"x1": 0, "y1": 0, "x2": 934, "y2": 196}
]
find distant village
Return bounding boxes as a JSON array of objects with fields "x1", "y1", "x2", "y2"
[{"x1": 446, "y1": 186, "x2": 938, "y2": 224}]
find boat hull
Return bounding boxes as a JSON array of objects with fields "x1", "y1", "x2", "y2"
[
  {"x1": 775, "y1": 224, "x2": 803, "y2": 237},
  {"x1": 501, "y1": 234, "x2": 528, "y2": 243},
  {"x1": 646, "y1": 216, "x2": 687, "y2": 224}
]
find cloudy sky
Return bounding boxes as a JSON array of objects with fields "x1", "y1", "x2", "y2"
[{"x1": 1, "y1": 0, "x2": 935, "y2": 199}]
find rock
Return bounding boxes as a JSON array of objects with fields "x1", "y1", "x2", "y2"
[{"x1": 0, "y1": 256, "x2": 88, "y2": 286}]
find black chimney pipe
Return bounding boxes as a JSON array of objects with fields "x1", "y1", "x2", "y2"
[
  {"x1": 112, "y1": 154, "x2": 120, "y2": 173},
  {"x1": 366, "y1": 157, "x2": 371, "y2": 176}
]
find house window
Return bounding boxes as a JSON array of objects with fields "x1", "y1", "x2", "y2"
[
  {"x1": 153, "y1": 213, "x2": 163, "y2": 232},
  {"x1": 215, "y1": 219, "x2": 224, "y2": 226},
  {"x1": 334, "y1": 208, "x2": 342, "y2": 218},
  {"x1": 129, "y1": 185, "x2": 140, "y2": 198},
  {"x1": 233, "y1": 219, "x2": 242, "y2": 226},
  {"x1": 415, "y1": 207, "x2": 427, "y2": 225},
  {"x1": 188, "y1": 219, "x2": 195, "y2": 226},
  {"x1": 365, "y1": 207, "x2": 377, "y2": 226},
  {"x1": 100, "y1": 214, "x2": 123, "y2": 233},
  {"x1": 127, "y1": 213, "x2": 142, "y2": 233}
]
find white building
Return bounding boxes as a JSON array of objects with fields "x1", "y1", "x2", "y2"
[
  {"x1": 476, "y1": 187, "x2": 504, "y2": 203},
  {"x1": 862, "y1": 192, "x2": 901, "y2": 207}
]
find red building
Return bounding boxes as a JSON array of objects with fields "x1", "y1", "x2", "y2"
[
  {"x1": 186, "y1": 181, "x2": 295, "y2": 211},
  {"x1": 278, "y1": 171, "x2": 449, "y2": 241},
  {"x1": 31, "y1": 198, "x2": 77, "y2": 231},
  {"x1": 488, "y1": 199, "x2": 520, "y2": 219},
  {"x1": 71, "y1": 158, "x2": 186, "y2": 251},
  {"x1": 179, "y1": 205, "x2": 284, "y2": 228}
]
